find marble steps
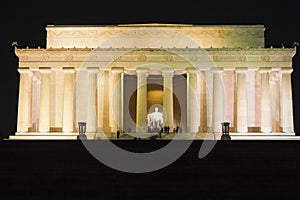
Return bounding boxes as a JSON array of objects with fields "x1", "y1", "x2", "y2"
[
  {"x1": 6, "y1": 132, "x2": 300, "y2": 140},
  {"x1": 8, "y1": 132, "x2": 79, "y2": 140}
]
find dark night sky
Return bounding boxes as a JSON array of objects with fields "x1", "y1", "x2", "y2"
[
  {"x1": 1, "y1": 1, "x2": 300, "y2": 199},
  {"x1": 0, "y1": 0, "x2": 299, "y2": 137}
]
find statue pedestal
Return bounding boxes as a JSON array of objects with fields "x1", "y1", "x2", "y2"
[
  {"x1": 221, "y1": 134, "x2": 231, "y2": 140},
  {"x1": 77, "y1": 134, "x2": 87, "y2": 140}
]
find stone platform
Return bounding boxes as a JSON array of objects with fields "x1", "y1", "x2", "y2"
[
  {"x1": 8, "y1": 132, "x2": 79, "y2": 140},
  {"x1": 6, "y1": 132, "x2": 300, "y2": 140}
]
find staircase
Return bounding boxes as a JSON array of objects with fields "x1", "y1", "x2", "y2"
[{"x1": 9, "y1": 132, "x2": 79, "y2": 140}]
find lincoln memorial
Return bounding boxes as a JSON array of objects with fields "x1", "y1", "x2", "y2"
[{"x1": 11, "y1": 24, "x2": 297, "y2": 140}]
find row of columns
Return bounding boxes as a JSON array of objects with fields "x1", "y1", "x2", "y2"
[
  {"x1": 135, "y1": 68, "x2": 175, "y2": 132},
  {"x1": 17, "y1": 68, "x2": 76, "y2": 133},
  {"x1": 185, "y1": 68, "x2": 294, "y2": 133},
  {"x1": 234, "y1": 68, "x2": 294, "y2": 133},
  {"x1": 17, "y1": 67, "x2": 294, "y2": 134},
  {"x1": 281, "y1": 69, "x2": 294, "y2": 132},
  {"x1": 76, "y1": 68, "x2": 123, "y2": 134},
  {"x1": 136, "y1": 69, "x2": 148, "y2": 132},
  {"x1": 78, "y1": 68, "x2": 123, "y2": 134},
  {"x1": 17, "y1": 67, "x2": 125, "y2": 133}
]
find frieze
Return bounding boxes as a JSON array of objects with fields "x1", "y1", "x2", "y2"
[
  {"x1": 282, "y1": 56, "x2": 292, "y2": 62},
  {"x1": 15, "y1": 47, "x2": 296, "y2": 63},
  {"x1": 19, "y1": 55, "x2": 28, "y2": 61},
  {"x1": 177, "y1": 29, "x2": 262, "y2": 39},
  {"x1": 188, "y1": 56, "x2": 198, "y2": 62},
  {"x1": 41, "y1": 55, "x2": 49, "y2": 61},
  {"x1": 239, "y1": 55, "x2": 246, "y2": 62},
  {"x1": 64, "y1": 55, "x2": 73, "y2": 61},
  {"x1": 49, "y1": 30, "x2": 125, "y2": 38},
  {"x1": 213, "y1": 56, "x2": 222, "y2": 62},
  {"x1": 88, "y1": 55, "x2": 98, "y2": 61},
  {"x1": 137, "y1": 55, "x2": 147, "y2": 62},
  {"x1": 164, "y1": 55, "x2": 173, "y2": 62},
  {"x1": 47, "y1": 28, "x2": 263, "y2": 40},
  {"x1": 261, "y1": 55, "x2": 270, "y2": 62}
]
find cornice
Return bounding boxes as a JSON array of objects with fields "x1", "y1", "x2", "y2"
[{"x1": 15, "y1": 47, "x2": 296, "y2": 63}]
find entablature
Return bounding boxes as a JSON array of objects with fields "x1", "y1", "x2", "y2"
[{"x1": 15, "y1": 47, "x2": 296, "y2": 70}]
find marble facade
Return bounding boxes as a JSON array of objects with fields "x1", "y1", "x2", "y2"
[{"x1": 13, "y1": 24, "x2": 296, "y2": 139}]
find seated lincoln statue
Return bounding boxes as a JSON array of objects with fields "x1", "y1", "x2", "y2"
[{"x1": 147, "y1": 107, "x2": 164, "y2": 133}]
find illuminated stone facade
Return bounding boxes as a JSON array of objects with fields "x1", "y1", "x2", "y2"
[{"x1": 12, "y1": 24, "x2": 296, "y2": 139}]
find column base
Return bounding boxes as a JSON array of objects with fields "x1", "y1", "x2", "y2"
[
  {"x1": 283, "y1": 127, "x2": 294, "y2": 133},
  {"x1": 260, "y1": 127, "x2": 272, "y2": 133},
  {"x1": 213, "y1": 127, "x2": 222, "y2": 133},
  {"x1": 38, "y1": 130, "x2": 50, "y2": 133},
  {"x1": 237, "y1": 127, "x2": 248, "y2": 133},
  {"x1": 8, "y1": 131, "x2": 297, "y2": 140},
  {"x1": 198, "y1": 126, "x2": 208, "y2": 133}
]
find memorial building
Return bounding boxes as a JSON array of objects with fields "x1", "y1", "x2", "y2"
[{"x1": 11, "y1": 24, "x2": 296, "y2": 140}]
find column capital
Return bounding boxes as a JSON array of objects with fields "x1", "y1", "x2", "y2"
[
  {"x1": 280, "y1": 67, "x2": 293, "y2": 74},
  {"x1": 135, "y1": 67, "x2": 148, "y2": 74},
  {"x1": 235, "y1": 67, "x2": 248, "y2": 73},
  {"x1": 259, "y1": 67, "x2": 272, "y2": 73},
  {"x1": 223, "y1": 67, "x2": 235, "y2": 71},
  {"x1": 18, "y1": 68, "x2": 32, "y2": 74},
  {"x1": 87, "y1": 67, "x2": 99, "y2": 73},
  {"x1": 210, "y1": 67, "x2": 223, "y2": 73},
  {"x1": 162, "y1": 68, "x2": 174, "y2": 77},
  {"x1": 63, "y1": 67, "x2": 76, "y2": 74},
  {"x1": 39, "y1": 67, "x2": 52, "y2": 74},
  {"x1": 248, "y1": 67, "x2": 260, "y2": 71},
  {"x1": 271, "y1": 67, "x2": 281, "y2": 72},
  {"x1": 111, "y1": 67, "x2": 124, "y2": 73},
  {"x1": 186, "y1": 67, "x2": 199, "y2": 74},
  {"x1": 136, "y1": 67, "x2": 149, "y2": 77},
  {"x1": 51, "y1": 67, "x2": 63, "y2": 71}
]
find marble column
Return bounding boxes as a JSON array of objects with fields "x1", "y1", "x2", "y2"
[
  {"x1": 86, "y1": 68, "x2": 98, "y2": 133},
  {"x1": 275, "y1": 71, "x2": 281, "y2": 127},
  {"x1": 17, "y1": 68, "x2": 32, "y2": 133},
  {"x1": 28, "y1": 72, "x2": 33, "y2": 132},
  {"x1": 199, "y1": 70, "x2": 207, "y2": 132},
  {"x1": 163, "y1": 69, "x2": 174, "y2": 130},
  {"x1": 246, "y1": 69, "x2": 257, "y2": 127},
  {"x1": 187, "y1": 68, "x2": 199, "y2": 133},
  {"x1": 75, "y1": 68, "x2": 88, "y2": 124},
  {"x1": 62, "y1": 68, "x2": 75, "y2": 132},
  {"x1": 110, "y1": 67, "x2": 123, "y2": 133},
  {"x1": 222, "y1": 69, "x2": 234, "y2": 128},
  {"x1": 279, "y1": 72, "x2": 283, "y2": 128},
  {"x1": 236, "y1": 68, "x2": 248, "y2": 133},
  {"x1": 101, "y1": 71, "x2": 111, "y2": 133},
  {"x1": 270, "y1": 70, "x2": 281, "y2": 132},
  {"x1": 51, "y1": 69, "x2": 64, "y2": 128},
  {"x1": 39, "y1": 68, "x2": 52, "y2": 132},
  {"x1": 97, "y1": 70, "x2": 105, "y2": 130},
  {"x1": 281, "y1": 68, "x2": 294, "y2": 133},
  {"x1": 205, "y1": 71, "x2": 213, "y2": 130},
  {"x1": 136, "y1": 68, "x2": 148, "y2": 133},
  {"x1": 254, "y1": 70, "x2": 262, "y2": 127},
  {"x1": 212, "y1": 68, "x2": 224, "y2": 133},
  {"x1": 31, "y1": 75, "x2": 40, "y2": 132},
  {"x1": 260, "y1": 68, "x2": 272, "y2": 133}
]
